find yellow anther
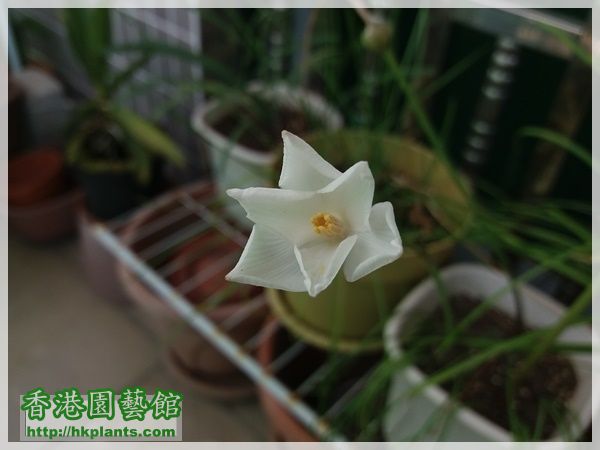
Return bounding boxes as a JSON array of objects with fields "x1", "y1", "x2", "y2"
[{"x1": 311, "y1": 212, "x2": 346, "y2": 238}]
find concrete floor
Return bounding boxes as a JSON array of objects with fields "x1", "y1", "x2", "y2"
[{"x1": 8, "y1": 235, "x2": 269, "y2": 441}]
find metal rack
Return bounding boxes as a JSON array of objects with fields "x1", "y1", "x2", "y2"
[{"x1": 90, "y1": 184, "x2": 380, "y2": 442}]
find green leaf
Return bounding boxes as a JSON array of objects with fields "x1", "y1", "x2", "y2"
[
  {"x1": 63, "y1": 9, "x2": 111, "y2": 89},
  {"x1": 106, "y1": 52, "x2": 152, "y2": 96},
  {"x1": 128, "y1": 138, "x2": 152, "y2": 184},
  {"x1": 65, "y1": 130, "x2": 85, "y2": 165},
  {"x1": 110, "y1": 40, "x2": 237, "y2": 86},
  {"x1": 518, "y1": 126, "x2": 594, "y2": 169},
  {"x1": 539, "y1": 22, "x2": 592, "y2": 67},
  {"x1": 111, "y1": 108, "x2": 185, "y2": 167}
]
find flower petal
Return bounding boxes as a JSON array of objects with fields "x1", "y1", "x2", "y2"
[
  {"x1": 225, "y1": 225, "x2": 306, "y2": 291},
  {"x1": 227, "y1": 187, "x2": 318, "y2": 246},
  {"x1": 319, "y1": 161, "x2": 375, "y2": 232},
  {"x1": 343, "y1": 202, "x2": 403, "y2": 282},
  {"x1": 294, "y1": 235, "x2": 358, "y2": 297},
  {"x1": 279, "y1": 130, "x2": 342, "y2": 191}
]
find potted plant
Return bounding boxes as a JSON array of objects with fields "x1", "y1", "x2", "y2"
[
  {"x1": 383, "y1": 263, "x2": 597, "y2": 441},
  {"x1": 8, "y1": 147, "x2": 68, "y2": 206},
  {"x1": 118, "y1": 182, "x2": 268, "y2": 398},
  {"x1": 8, "y1": 147, "x2": 83, "y2": 242},
  {"x1": 62, "y1": 9, "x2": 184, "y2": 220},
  {"x1": 262, "y1": 130, "x2": 470, "y2": 352},
  {"x1": 191, "y1": 82, "x2": 343, "y2": 227}
]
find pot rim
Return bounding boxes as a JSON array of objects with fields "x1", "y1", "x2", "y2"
[
  {"x1": 383, "y1": 262, "x2": 599, "y2": 442},
  {"x1": 266, "y1": 288, "x2": 383, "y2": 353},
  {"x1": 8, "y1": 188, "x2": 84, "y2": 217},
  {"x1": 190, "y1": 82, "x2": 343, "y2": 166},
  {"x1": 265, "y1": 229, "x2": 457, "y2": 353}
]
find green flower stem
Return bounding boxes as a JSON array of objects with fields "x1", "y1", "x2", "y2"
[{"x1": 383, "y1": 49, "x2": 445, "y2": 158}]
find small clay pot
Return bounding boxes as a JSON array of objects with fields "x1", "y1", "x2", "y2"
[
  {"x1": 8, "y1": 148, "x2": 68, "y2": 206},
  {"x1": 9, "y1": 188, "x2": 83, "y2": 243}
]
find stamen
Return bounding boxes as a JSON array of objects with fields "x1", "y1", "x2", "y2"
[{"x1": 311, "y1": 212, "x2": 346, "y2": 238}]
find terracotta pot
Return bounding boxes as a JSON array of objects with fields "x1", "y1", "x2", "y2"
[
  {"x1": 118, "y1": 182, "x2": 217, "y2": 324},
  {"x1": 257, "y1": 319, "x2": 317, "y2": 442},
  {"x1": 257, "y1": 319, "x2": 388, "y2": 441},
  {"x1": 9, "y1": 188, "x2": 83, "y2": 243},
  {"x1": 267, "y1": 130, "x2": 471, "y2": 353},
  {"x1": 8, "y1": 148, "x2": 68, "y2": 206},
  {"x1": 118, "y1": 181, "x2": 268, "y2": 397},
  {"x1": 77, "y1": 207, "x2": 131, "y2": 304}
]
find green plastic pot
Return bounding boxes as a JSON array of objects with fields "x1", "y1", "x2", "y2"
[{"x1": 267, "y1": 130, "x2": 471, "y2": 353}]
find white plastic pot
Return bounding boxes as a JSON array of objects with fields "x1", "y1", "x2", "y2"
[
  {"x1": 384, "y1": 263, "x2": 598, "y2": 442},
  {"x1": 191, "y1": 82, "x2": 342, "y2": 227}
]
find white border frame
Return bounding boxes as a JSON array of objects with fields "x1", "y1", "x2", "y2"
[{"x1": 1, "y1": 1, "x2": 597, "y2": 449}]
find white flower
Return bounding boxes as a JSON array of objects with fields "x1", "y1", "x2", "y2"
[{"x1": 225, "y1": 131, "x2": 403, "y2": 297}]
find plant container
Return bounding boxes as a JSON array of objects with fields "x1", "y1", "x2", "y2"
[
  {"x1": 257, "y1": 319, "x2": 384, "y2": 441},
  {"x1": 8, "y1": 147, "x2": 68, "y2": 207},
  {"x1": 267, "y1": 130, "x2": 471, "y2": 353},
  {"x1": 383, "y1": 263, "x2": 598, "y2": 442},
  {"x1": 9, "y1": 188, "x2": 83, "y2": 243},
  {"x1": 191, "y1": 82, "x2": 343, "y2": 227}
]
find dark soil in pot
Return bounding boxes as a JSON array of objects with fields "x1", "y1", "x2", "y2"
[
  {"x1": 213, "y1": 104, "x2": 322, "y2": 152},
  {"x1": 258, "y1": 320, "x2": 387, "y2": 441},
  {"x1": 168, "y1": 231, "x2": 255, "y2": 303},
  {"x1": 402, "y1": 294, "x2": 578, "y2": 440},
  {"x1": 74, "y1": 124, "x2": 166, "y2": 221}
]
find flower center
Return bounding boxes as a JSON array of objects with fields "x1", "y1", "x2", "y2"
[{"x1": 311, "y1": 212, "x2": 346, "y2": 238}]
